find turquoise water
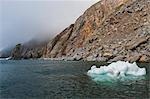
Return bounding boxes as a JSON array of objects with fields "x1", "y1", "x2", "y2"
[{"x1": 0, "y1": 60, "x2": 149, "y2": 98}]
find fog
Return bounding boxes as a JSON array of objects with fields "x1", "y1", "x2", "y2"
[{"x1": 0, "y1": 0, "x2": 98, "y2": 50}]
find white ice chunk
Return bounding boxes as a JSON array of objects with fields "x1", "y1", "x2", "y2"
[{"x1": 87, "y1": 61, "x2": 146, "y2": 79}]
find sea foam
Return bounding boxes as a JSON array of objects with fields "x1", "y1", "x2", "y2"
[{"x1": 87, "y1": 61, "x2": 146, "y2": 81}]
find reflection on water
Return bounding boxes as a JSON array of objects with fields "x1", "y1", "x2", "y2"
[{"x1": 0, "y1": 60, "x2": 149, "y2": 98}]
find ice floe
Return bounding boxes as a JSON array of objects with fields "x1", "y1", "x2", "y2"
[{"x1": 87, "y1": 61, "x2": 146, "y2": 81}]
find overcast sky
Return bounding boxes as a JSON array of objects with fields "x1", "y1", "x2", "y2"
[{"x1": 0, "y1": 0, "x2": 98, "y2": 50}]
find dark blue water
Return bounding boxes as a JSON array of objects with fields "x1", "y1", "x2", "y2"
[{"x1": 0, "y1": 60, "x2": 149, "y2": 98}]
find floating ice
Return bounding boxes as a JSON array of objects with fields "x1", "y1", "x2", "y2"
[{"x1": 87, "y1": 61, "x2": 146, "y2": 81}]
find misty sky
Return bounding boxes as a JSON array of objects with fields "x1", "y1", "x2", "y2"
[{"x1": 0, "y1": 0, "x2": 98, "y2": 50}]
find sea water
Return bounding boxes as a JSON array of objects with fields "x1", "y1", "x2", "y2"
[{"x1": 0, "y1": 60, "x2": 149, "y2": 98}]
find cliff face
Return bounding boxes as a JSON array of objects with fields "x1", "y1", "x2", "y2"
[
  {"x1": 45, "y1": 0, "x2": 128, "y2": 57},
  {"x1": 21, "y1": 39, "x2": 48, "y2": 59},
  {"x1": 10, "y1": 40, "x2": 48, "y2": 59},
  {"x1": 10, "y1": 0, "x2": 150, "y2": 62},
  {"x1": 44, "y1": 0, "x2": 150, "y2": 62}
]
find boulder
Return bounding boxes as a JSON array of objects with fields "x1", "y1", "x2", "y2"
[
  {"x1": 86, "y1": 55, "x2": 96, "y2": 61},
  {"x1": 96, "y1": 57, "x2": 108, "y2": 62},
  {"x1": 127, "y1": 55, "x2": 141, "y2": 62},
  {"x1": 103, "y1": 51, "x2": 113, "y2": 59},
  {"x1": 109, "y1": 55, "x2": 125, "y2": 62},
  {"x1": 72, "y1": 54, "x2": 83, "y2": 60},
  {"x1": 139, "y1": 55, "x2": 150, "y2": 62},
  {"x1": 126, "y1": 36, "x2": 149, "y2": 50}
]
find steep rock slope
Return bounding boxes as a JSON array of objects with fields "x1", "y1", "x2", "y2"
[
  {"x1": 11, "y1": 39, "x2": 48, "y2": 59},
  {"x1": 44, "y1": 0, "x2": 150, "y2": 62}
]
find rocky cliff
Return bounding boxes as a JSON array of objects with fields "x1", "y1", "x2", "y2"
[
  {"x1": 11, "y1": 0, "x2": 150, "y2": 62},
  {"x1": 44, "y1": 0, "x2": 150, "y2": 62},
  {"x1": 10, "y1": 39, "x2": 48, "y2": 59}
]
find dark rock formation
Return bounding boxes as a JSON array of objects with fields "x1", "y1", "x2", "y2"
[
  {"x1": 11, "y1": 44, "x2": 22, "y2": 59},
  {"x1": 10, "y1": 39, "x2": 48, "y2": 59},
  {"x1": 21, "y1": 39, "x2": 48, "y2": 59}
]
